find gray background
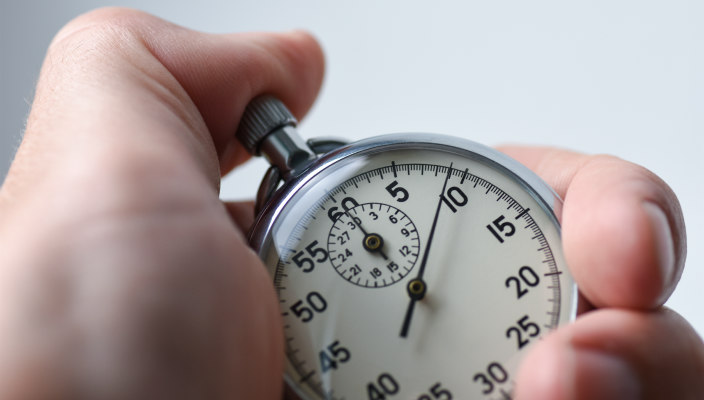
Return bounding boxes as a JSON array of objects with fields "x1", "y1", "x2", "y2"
[{"x1": 2, "y1": 1, "x2": 702, "y2": 338}]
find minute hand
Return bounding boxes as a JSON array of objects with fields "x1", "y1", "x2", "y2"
[{"x1": 399, "y1": 163, "x2": 453, "y2": 338}]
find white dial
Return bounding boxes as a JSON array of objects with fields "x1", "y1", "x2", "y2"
[{"x1": 253, "y1": 140, "x2": 576, "y2": 400}]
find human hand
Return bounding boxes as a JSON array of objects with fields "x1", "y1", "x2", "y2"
[
  {"x1": 1, "y1": 7, "x2": 702, "y2": 400},
  {"x1": 499, "y1": 147, "x2": 704, "y2": 399},
  {"x1": 0, "y1": 8, "x2": 323, "y2": 399}
]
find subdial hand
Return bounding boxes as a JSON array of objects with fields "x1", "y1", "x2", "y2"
[
  {"x1": 363, "y1": 233, "x2": 388, "y2": 260},
  {"x1": 344, "y1": 209, "x2": 390, "y2": 260},
  {"x1": 400, "y1": 163, "x2": 453, "y2": 338}
]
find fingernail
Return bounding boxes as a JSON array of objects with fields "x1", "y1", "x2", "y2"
[
  {"x1": 572, "y1": 348, "x2": 640, "y2": 400},
  {"x1": 642, "y1": 202, "x2": 676, "y2": 291}
]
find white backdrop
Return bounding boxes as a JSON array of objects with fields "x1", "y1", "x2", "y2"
[{"x1": 2, "y1": 1, "x2": 702, "y2": 338}]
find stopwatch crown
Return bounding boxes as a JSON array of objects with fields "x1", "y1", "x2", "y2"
[
  {"x1": 235, "y1": 96, "x2": 316, "y2": 179},
  {"x1": 235, "y1": 95, "x2": 298, "y2": 154}
]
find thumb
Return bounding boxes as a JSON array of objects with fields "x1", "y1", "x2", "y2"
[{"x1": 514, "y1": 309, "x2": 704, "y2": 400}]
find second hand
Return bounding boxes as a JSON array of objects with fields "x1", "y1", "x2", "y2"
[{"x1": 399, "y1": 163, "x2": 453, "y2": 338}]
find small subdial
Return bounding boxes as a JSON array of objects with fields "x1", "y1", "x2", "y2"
[{"x1": 327, "y1": 202, "x2": 420, "y2": 288}]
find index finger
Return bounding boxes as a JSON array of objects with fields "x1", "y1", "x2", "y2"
[{"x1": 498, "y1": 146, "x2": 686, "y2": 310}]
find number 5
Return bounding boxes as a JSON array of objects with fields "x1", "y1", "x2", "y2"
[{"x1": 386, "y1": 180, "x2": 409, "y2": 202}]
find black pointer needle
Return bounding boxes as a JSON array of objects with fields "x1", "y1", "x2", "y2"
[
  {"x1": 400, "y1": 163, "x2": 453, "y2": 338},
  {"x1": 344, "y1": 209, "x2": 389, "y2": 260}
]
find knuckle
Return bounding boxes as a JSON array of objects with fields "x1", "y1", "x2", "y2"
[
  {"x1": 47, "y1": 7, "x2": 154, "y2": 63},
  {"x1": 54, "y1": 7, "x2": 147, "y2": 41},
  {"x1": 584, "y1": 153, "x2": 670, "y2": 200}
]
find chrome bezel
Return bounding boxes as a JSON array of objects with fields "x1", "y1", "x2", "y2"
[{"x1": 247, "y1": 132, "x2": 579, "y2": 400}]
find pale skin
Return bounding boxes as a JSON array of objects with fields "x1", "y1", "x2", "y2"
[{"x1": 0, "y1": 8, "x2": 702, "y2": 400}]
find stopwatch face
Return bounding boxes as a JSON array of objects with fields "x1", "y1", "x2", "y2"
[{"x1": 250, "y1": 134, "x2": 577, "y2": 400}]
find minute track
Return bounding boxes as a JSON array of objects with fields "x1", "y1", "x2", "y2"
[{"x1": 328, "y1": 202, "x2": 419, "y2": 288}]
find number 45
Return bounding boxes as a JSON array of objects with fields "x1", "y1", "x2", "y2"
[{"x1": 319, "y1": 340, "x2": 351, "y2": 373}]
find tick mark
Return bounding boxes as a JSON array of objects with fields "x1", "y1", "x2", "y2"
[
  {"x1": 461, "y1": 168, "x2": 469, "y2": 184},
  {"x1": 515, "y1": 208, "x2": 531, "y2": 220},
  {"x1": 543, "y1": 271, "x2": 563, "y2": 276},
  {"x1": 299, "y1": 371, "x2": 315, "y2": 383}
]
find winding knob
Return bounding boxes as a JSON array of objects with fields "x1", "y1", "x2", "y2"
[{"x1": 235, "y1": 95, "x2": 298, "y2": 155}]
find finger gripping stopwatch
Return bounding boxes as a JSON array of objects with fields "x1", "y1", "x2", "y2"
[{"x1": 235, "y1": 96, "x2": 577, "y2": 400}]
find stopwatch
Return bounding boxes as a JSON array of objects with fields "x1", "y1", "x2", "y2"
[{"x1": 235, "y1": 96, "x2": 577, "y2": 400}]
